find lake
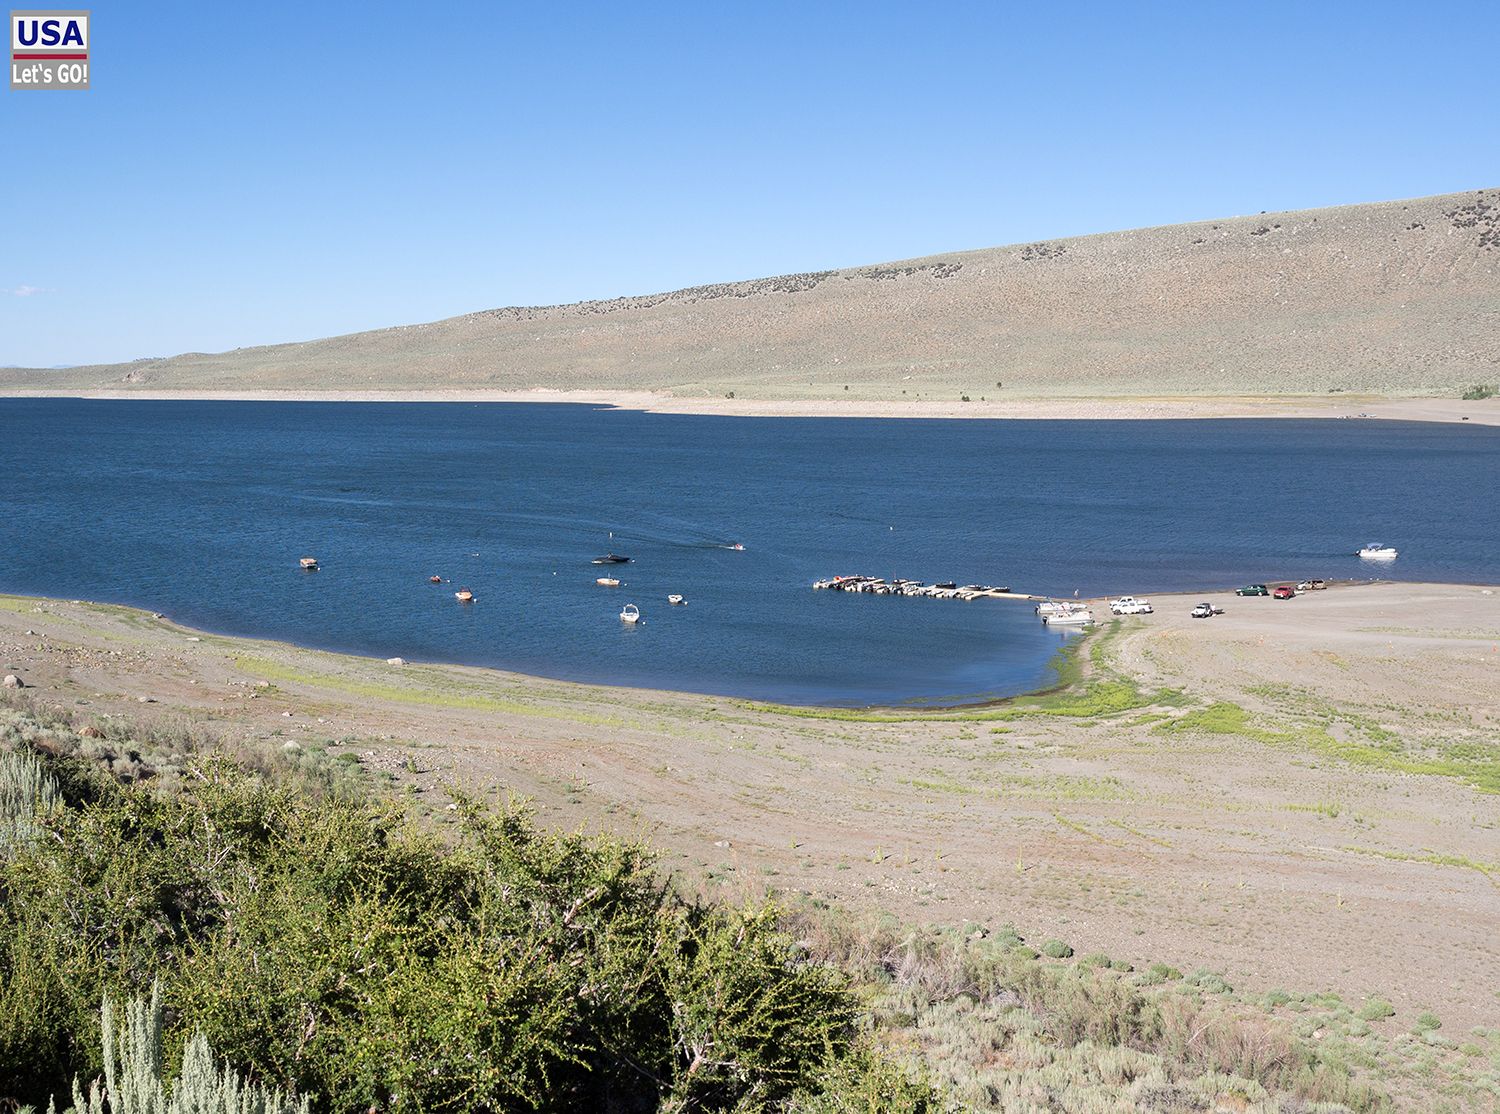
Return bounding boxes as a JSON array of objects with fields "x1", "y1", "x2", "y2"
[{"x1": 1, "y1": 399, "x2": 1495, "y2": 705}]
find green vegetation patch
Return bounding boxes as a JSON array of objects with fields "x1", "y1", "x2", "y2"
[
  {"x1": 1158, "y1": 701, "x2": 1500, "y2": 794},
  {"x1": 0, "y1": 738, "x2": 921, "y2": 1112}
]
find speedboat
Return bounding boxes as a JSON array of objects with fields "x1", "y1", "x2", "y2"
[
  {"x1": 428, "y1": 575, "x2": 442, "y2": 584},
  {"x1": 300, "y1": 556, "x2": 319, "y2": 571},
  {"x1": 454, "y1": 588, "x2": 475, "y2": 603},
  {"x1": 1357, "y1": 543, "x2": 1398, "y2": 560},
  {"x1": 730, "y1": 542, "x2": 745, "y2": 551},
  {"x1": 593, "y1": 553, "x2": 632, "y2": 564},
  {"x1": 667, "y1": 594, "x2": 685, "y2": 605},
  {"x1": 596, "y1": 577, "x2": 621, "y2": 587},
  {"x1": 620, "y1": 603, "x2": 641, "y2": 624}
]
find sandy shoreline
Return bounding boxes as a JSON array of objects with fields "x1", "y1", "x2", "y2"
[
  {"x1": 3, "y1": 580, "x2": 1498, "y2": 1029},
  {"x1": 2, "y1": 387, "x2": 1497, "y2": 425}
]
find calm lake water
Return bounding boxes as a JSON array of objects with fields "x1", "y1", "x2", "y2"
[{"x1": 1, "y1": 400, "x2": 1496, "y2": 705}]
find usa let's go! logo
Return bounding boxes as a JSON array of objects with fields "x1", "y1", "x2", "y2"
[{"x1": 11, "y1": 9, "x2": 89, "y2": 90}]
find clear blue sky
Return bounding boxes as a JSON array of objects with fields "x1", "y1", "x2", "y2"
[{"x1": 3, "y1": 1, "x2": 1496, "y2": 367}]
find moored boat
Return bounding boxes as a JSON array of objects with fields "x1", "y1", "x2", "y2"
[
  {"x1": 593, "y1": 553, "x2": 632, "y2": 564},
  {"x1": 668, "y1": 594, "x2": 685, "y2": 605},
  {"x1": 596, "y1": 577, "x2": 621, "y2": 587},
  {"x1": 454, "y1": 588, "x2": 475, "y2": 603},
  {"x1": 1042, "y1": 609, "x2": 1093, "y2": 626},
  {"x1": 620, "y1": 603, "x2": 641, "y2": 624},
  {"x1": 299, "y1": 556, "x2": 319, "y2": 571}
]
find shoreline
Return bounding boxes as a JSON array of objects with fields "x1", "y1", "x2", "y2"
[
  {"x1": 3, "y1": 581, "x2": 1497, "y2": 1026},
  {"x1": 0, "y1": 578, "x2": 1455, "y2": 712},
  {"x1": 1, "y1": 387, "x2": 1497, "y2": 425}
]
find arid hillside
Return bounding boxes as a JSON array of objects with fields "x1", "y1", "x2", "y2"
[{"x1": 5, "y1": 189, "x2": 1497, "y2": 400}]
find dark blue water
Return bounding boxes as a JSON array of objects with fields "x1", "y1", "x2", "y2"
[{"x1": 1, "y1": 400, "x2": 1495, "y2": 705}]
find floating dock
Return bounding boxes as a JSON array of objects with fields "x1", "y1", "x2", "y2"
[{"x1": 812, "y1": 576, "x2": 1043, "y2": 602}]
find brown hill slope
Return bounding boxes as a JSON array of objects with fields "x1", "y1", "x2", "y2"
[{"x1": 5, "y1": 189, "x2": 1497, "y2": 400}]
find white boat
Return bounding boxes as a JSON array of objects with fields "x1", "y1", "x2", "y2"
[
  {"x1": 1035, "y1": 599, "x2": 1087, "y2": 617},
  {"x1": 667, "y1": 594, "x2": 685, "y2": 605},
  {"x1": 1357, "y1": 543, "x2": 1398, "y2": 560},
  {"x1": 620, "y1": 603, "x2": 641, "y2": 624},
  {"x1": 1042, "y1": 609, "x2": 1093, "y2": 626},
  {"x1": 596, "y1": 576, "x2": 621, "y2": 587}
]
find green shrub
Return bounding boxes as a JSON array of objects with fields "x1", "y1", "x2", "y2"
[
  {"x1": 1413, "y1": 1010, "x2": 1443, "y2": 1033},
  {"x1": 1358, "y1": 997, "x2": 1397, "y2": 1021},
  {"x1": 1139, "y1": 962, "x2": 1183, "y2": 985},
  {"x1": 0, "y1": 756, "x2": 877, "y2": 1112},
  {"x1": 1461, "y1": 384, "x2": 1496, "y2": 400},
  {"x1": 1041, "y1": 939, "x2": 1074, "y2": 959},
  {"x1": 1186, "y1": 969, "x2": 1233, "y2": 995}
]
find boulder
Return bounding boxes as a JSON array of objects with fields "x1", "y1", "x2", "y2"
[
  {"x1": 2, "y1": 674, "x2": 22, "y2": 688},
  {"x1": 386, "y1": 657, "x2": 407, "y2": 666}
]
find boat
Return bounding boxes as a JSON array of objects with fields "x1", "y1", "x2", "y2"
[
  {"x1": 668, "y1": 594, "x2": 685, "y2": 605},
  {"x1": 1042, "y1": 609, "x2": 1093, "y2": 626},
  {"x1": 596, "y1": 577, "x2": 621, "y2": 587},
  {"x1": 593, "y1": 553, "x2": 632, "y2": 564},
  {"x1": 620, "y1": 603, "x2": 641, "y2": 624},
  {"x1": 428, "y1": 575, "x2": 442, "y2": 584},
  {"x1": 730, "y1": 543, "x2": 745, "y2": 551},
  {"x1": 934, "y1": 581, "x2": 957, "y2": 590},
  {"x1": 1035, "y1": 599, "x2": 1086, "y2": 617},
  {"x1": 454, "y1": 588, "x2": 475, "y2": 603},
  {"x1": 299, "y1": 557, "x2": 319, "y2": 571},
  {"x1": 1357, "y1": 543, "x2": 1398, "y2": 560}
]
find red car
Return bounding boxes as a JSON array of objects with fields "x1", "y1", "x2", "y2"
[{"x1": 1273, "y1": 585, "x2": 1296, "y2": 599}]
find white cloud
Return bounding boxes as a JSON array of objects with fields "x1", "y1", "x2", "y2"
[{"x1": 4, "y1": 285, "x2": 47, "y2": 296}]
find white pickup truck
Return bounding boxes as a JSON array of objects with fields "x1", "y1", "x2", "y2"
[{"x1": 1109, "y1": 596, "x2": 1154, "y2": 615}]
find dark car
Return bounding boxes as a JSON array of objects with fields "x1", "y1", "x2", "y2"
[
  {"x1": 1236, "y1": 584, "x2": 1269, "y2": 596},
  {"x1": 1273, "y1": 585, "x2": 1296, "y2": 599}
]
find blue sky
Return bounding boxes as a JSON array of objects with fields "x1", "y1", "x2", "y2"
[{"x1": 3, "y1": 1, "x2": 1496, "y2": 367}]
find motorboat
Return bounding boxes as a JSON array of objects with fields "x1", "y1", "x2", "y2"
[
  {"x1": 1035, "y1": 599, "x2": 1086, "y2": 617},
  {"x1": 620, "y1": 603, "x2": 641, "y2": 624},
  {"x1": 596, "y1": 577, "x2": 621, "y2": 587},
  {"x1": 1042, "y1": 609, "x2": 1093, "y2": 626},
  {"x1": 729, "y1": 543, "x2": 745, "y2": 551},
  {"x1": 454, "y1": 588, "x2": 475, "y2": 603},
  {"x1": 428, "y1": 575, "x2": 442, "y2": 584},
  {"x1": 593, "y1": 553, "x2": 632, "y2": 564},
  {"x1": 668, "y1": 594, "x2": 685, "y2": 605},
  {"x1": 299, "y1": 556, "x2": 319, "y2": 571},
  {"x1": 1357, "y1": 543, "x2": 1398, "y2": 560}
]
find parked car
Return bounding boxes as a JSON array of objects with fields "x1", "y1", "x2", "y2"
[
  {"x1": 1273, "y1": 585, "x2": 1296, "y2": 599},
  {"x1": 1190, "y1": 602, "x2": 1214, "y2": 618},
  {"x1": 1236, "y1": 584, "x2": 1269, "y2": 596}
]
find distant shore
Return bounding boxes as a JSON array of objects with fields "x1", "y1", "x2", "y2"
[{"x1": 2, "y1": 388, "x2": 1497, "y2": 426}]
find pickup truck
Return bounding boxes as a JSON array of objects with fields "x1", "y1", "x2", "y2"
[
  {"x1": 1190, "y1": 602, "x2": 1215, "y2": 618},
  {"x1": 1236, "y1": 584, "x2": 1269, "y2": 596},
  {"x1": 1110, "y1": 596, "x2": 1154, "y2": 615}
]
